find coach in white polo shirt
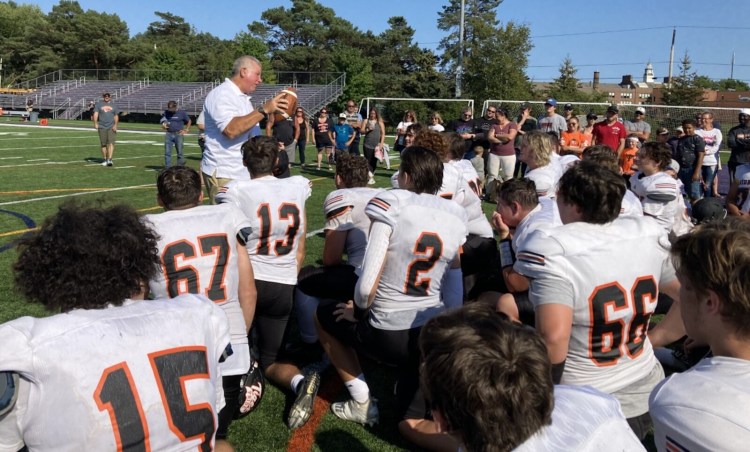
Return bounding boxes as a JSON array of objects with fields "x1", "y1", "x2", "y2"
[{"x1": 202, "y1": 55, "x2": 289, "y2": 203}]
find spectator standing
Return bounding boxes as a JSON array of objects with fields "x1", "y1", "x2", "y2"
[
  {"x1": 294, "y1": 107, "x2": 311, "y2": 166},
  {"x1": 620, "y1": 135, "x2": 640, "y2": 179},
  {"x1": 446, "y1": 107, "x2": 484, "y2": 178},
  {"x1": 562, "y1": 103, "x2": 575, "y2": 121},
  {"x1": 265, "y1": 113, "x2": 296, "y2": 167},
  {"x1": 592, "y1": 104, "x2": 627, "y2": 156},
  {"x1": 93, "y1": 92, "x2": 119, "y2": 167},
  {"x1": 625, "y1": 106, "x2": 651, "y2": 142},
  {"x1": 582, "y1": 112, "x2": 597, "y2": 144},
  {"x1": 313, "y1": 108, "x2": 335, "y2": 170},
  {"x1": 395, "y1": 111, "x2": 416, "y2": 154},
  {"x1": 696, "y1": 111, "x2": 723, "y2": 198},
  {"x1": 160, "y1": 100, "x2": 191, "y2": 167},
  {"x1": 486, "y1": 108, "x2": 518, "y2": 189},
  {"x1": 333, "y1": 113, "x2": 355, "y2": 162},
  {"x1": 538, "y1": 98, "x2": 566, "y2": 138},
  {"x1": 344, "y1": 100, "x2": 362, "y2": 156},
  {"x1": 674, "y1": 119, "x2": 706, "y2": 203},
  {"x1": 360, "y1": 107, "x2": 385, "y2": 184},
  {"x1": 560, "y1": 116, "x2": 589, "y2": 157},
  {"x1": 201, "y1": 55, "x2": 288, "y2": 203},
  {"x1": 515, "y1": 102, "x2": 538, "y2": 177},
  {"x1": 727, "y1": 108, "x2": 750, "y2": 184},
  {"x1": 428, "y1": 112, "x2": 445, "y2": 132}
]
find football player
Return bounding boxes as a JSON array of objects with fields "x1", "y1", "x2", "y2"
[
  {"x1": 295, "y1": 152, "x2": 382, "y2": 346},
  {"x1": 581, "y1": 145, "x2": 644, "y2": 218},
  {"x1": 315, "y1": 147, "x2": 468, "y2": 448},
  {"x1": 215, "y1": 136, "x2": 315, "y2": 429},
  {"x1": 488, "y1": 178, "x2": 561, "y2": 325},
  {"x1": 144, "y1": 165, "x2": 257, "y2": 449},
  {"x1": 0, "y1": 203, "x2": 230, "y2": 451},
  {"x1": 514, "y1": 160, "x2": 681, "y2": 439},
  {"x1": 650, "y1": 219, "x2": 750, "y2": 451},
  {"x1": 421, "y1": 303, "x2": 644, "y2": 451}
]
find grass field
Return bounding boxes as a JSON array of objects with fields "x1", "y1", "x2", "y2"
[{"x1": 1, "y1": 117, "x2": 500, "y2": 451}]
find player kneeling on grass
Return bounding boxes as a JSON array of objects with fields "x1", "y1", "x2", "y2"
[
  {"x1": 0, "y1": 203, "x2": 231, "y2": 451},
  {"x1": 514, "y1": 160, "x2": 681, "y2": 440},
  {"x1": 215, "y1": 136, "x2": 316, "y2": 430},
  {"x1": 144, "y1": 166, "x2": 259, "y2": 451},
  {"x1": 294, "y1": 152, "x2": 382, "y2": 350},
  {"x1": 420, "y1": 303, "x2": 645, "y2": 451},
  {"x1": 649, "y1": 218, "x2": 750, "y2": 451},
  {"x1": 315, "y1": 147, "x2": 468, "y2": 440}
]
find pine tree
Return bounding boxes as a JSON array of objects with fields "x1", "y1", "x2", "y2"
[{"x1": 662, "y1": 52, "x2": 705, "y2": 106}]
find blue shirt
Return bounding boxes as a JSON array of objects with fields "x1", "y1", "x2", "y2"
[
  {"x1": 333, "y1": 123, "x2": 353, "y2": 149},
  {"x1": 161, "y1": 109, "x2": 190, "y2": 133}
]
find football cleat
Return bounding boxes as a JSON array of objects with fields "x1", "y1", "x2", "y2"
[
  {"x1": 288, "y1": 371, "x2": 321, "y2": 429},
  {"x1": 331, "y1": 397, "x2": 379, "y2": 426},
  {"x1": 236, "y1": 357, "x2": 264, "y2": 419}
]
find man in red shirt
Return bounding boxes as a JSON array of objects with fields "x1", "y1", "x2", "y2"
[{"x1": 593, "y1": 105, "x2": 627, "y2": 156}]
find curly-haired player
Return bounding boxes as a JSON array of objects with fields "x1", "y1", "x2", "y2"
[{"x1": 0, "y1": 203, "x2": 230, "y2": 451}]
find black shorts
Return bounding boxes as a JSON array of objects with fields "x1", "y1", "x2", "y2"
[
  {"x1": 253, "y1": 280, "x2": 295, "y2": 369},
  {"x1": 316, "y1": 302, "x2": 424, "y2": 419},
  {"x1": 216, "y1": 374, "x2": 242, "y2": 439}
]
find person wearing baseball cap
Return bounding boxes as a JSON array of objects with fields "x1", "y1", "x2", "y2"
[
  {"x1": 538, "y1": 98, "x2": 566, "y2": 138},
  {"x1": 592, "y1": 105, "x2": 626, "y2": 155},
  {"x1": 563, "y1": 103, "x2": 574, "y2": 121},
  {"x1": 625, "y1": 106, "x2": 651, "y2": 142},
  {"x1": 727, "y1": 108, "x2": 750, "y2": 184},
  {"x1": 333, "y1": 112, "x2": 355, "y2": 165}
]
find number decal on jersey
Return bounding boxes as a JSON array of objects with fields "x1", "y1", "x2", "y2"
[
  {"x1": 588, "y1": 276, "x2": 658, "y2": 366},
  {"x1": 95, "y1": 347, "x2": 215, "y2": 452},
  {"x1": 94, "y1": 364, "x2": 150, "y2": 452},
  {"x1": 256, "y1": 203, "x2": 301, "y2": 256},
  {"x1": 161, "y1": 235, "x2": 230, "y2": 303},
  {"x1": 404, "y1": 232, "x2": 443, "y2": 296}
]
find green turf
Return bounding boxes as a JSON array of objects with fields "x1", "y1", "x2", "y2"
[{"x1": 0, "y1": 120, "x2": 419, "y2": 451}]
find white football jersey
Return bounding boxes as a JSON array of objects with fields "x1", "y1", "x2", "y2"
[
  {"x1": 525, "y1": 163, "x2": 561, "y2": 199},
  {"x1": 629, "y1": 172, "x2": 684, "y2": 231},
  {"x1": 650, "y1": 356, "x2": 750, "y2": 452},
  {"x1": 216, "y1": 175, "x2": 312, "y2": 285},
  {"x1": 365, "y1": 189, "x2": 468, "y2": 331},
  {"x1": 514, "y1": 215, "x2": 675, "y2": 394},
  {"x1": 516, "y1": 385, "x2": 644, "y2": 451},
  {"x1": 145, "y1": 204, "x2": 252, "y2": 376},
  {"x1": 445, "y1": 160, "x2": 493, "y2": 238},
  {"x1": 323, "y1": 187, "x2": 382, "y2": 269},
  {"x1": 513, "y1": 197, "x2": 562, "y2": 253},
  {"x1": 734, "y1": 164, "x2": 750, "y2": 213},
  {"x1": 451, "y1": 158, "x2": 482, "y2": 197},
  {"x1": 0, "y1": 296, "x2": 229, "y2": 452},
  {"x1": 620, "y1": 189, "x2": 644, "y2": 218}
]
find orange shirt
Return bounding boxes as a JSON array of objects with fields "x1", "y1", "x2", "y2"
[
  {"x1": 560, "y1": 131, "x2": 589, "y2": 154},
  {"x1": 620, "y1": 147, "x2": 637, "y2": 176}
]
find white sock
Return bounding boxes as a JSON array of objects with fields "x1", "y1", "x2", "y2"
[
  {"x1": 291, "y1": 374, "x2": 305, "y2": 393},
  {"x1": 345, "y1": 374, "x2": 369, "y2": 403}
]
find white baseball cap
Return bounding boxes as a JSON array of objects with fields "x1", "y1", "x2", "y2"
[
  {"x1": 635, "y1": 106, "x2": 646, "y2": 114},
  {"x1": 740, "y1": 108, "x2": 750, "y2": 116}
]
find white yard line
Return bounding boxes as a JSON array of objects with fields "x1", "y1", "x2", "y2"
[{"x1": 0, "y1": 184, "x2": 154, "y2": 206}]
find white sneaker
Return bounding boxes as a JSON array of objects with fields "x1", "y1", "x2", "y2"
[
  {"x1": 107, "y1": 159, "x2": 113, "y2": 167},
  {"x1": 331, "y1": 398, "x2": 379, "y2": 426},
  {"x1": 101, "y1": 160, "x2": 108, "y2": 166},
  {"x1": 368, "y1": 177, "x2": 376, "y2": 185}
]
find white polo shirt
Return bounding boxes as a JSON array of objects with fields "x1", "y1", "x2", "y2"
[{"x1": 201, "y1": 78, "x2": 257, "y2": 181}]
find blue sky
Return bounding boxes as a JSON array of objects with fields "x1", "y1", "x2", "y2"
[{"x1": 27, "y1": 0, "x2": 750, "y2": 84}]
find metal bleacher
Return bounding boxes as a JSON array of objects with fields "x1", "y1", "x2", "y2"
[{"x1": 2, "y1": 71, "x2": 346, "y2": 119}]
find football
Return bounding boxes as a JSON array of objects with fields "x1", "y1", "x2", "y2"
[{"x1": 274, "y1": 87, "x2": 298, "y2": 122}]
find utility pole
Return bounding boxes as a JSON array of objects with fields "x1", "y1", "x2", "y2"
[
  {"x1": 667, "y1": 28, "x2": 676, "y2": 87},
  {"x1": 456, "y1": 0, "x2": 465, "y2": 98}
]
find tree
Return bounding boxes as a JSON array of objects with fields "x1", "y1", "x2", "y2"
[
  {"x1": 548, "y1": 57, "x2": 580, "y2": 100},
  {"x1": 662, "y1": 52, "x2": 705, "y2": 106},
  {"x1": 437, "y1": 0, "x2": 534, "y2": 101},
  {"x1": 0, "y1": 1, "x2": 60, "y2": 85},
  {"x1": 694, "y1": 75, "x2": 750, "y2": 91}
]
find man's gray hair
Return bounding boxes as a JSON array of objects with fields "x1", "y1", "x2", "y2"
[{"x1": 232, "y1": 56, "x2": 261, "y2": 76}]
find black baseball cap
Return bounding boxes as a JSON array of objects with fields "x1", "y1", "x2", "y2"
[
  {"x1": 564, "y1": 103, "x2": 573, "y2": 111},
  {"x1": 586, "y1": 112, "x2": 598, "y2": 120},
  {"x1": 607, "y1": 104, "x2": 619, "y2": 113},
  {"x1": 519, "y1": 102, "x2": 531, "y2": 110}
]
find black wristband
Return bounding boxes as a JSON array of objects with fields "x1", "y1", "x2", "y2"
[{"x1": 551, "y1": 360, "x2": 566, "y2": 384}]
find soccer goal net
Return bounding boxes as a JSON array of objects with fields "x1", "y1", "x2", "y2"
[{"x1": 361, "y1": 97, "x2": 475, "y2": 138}]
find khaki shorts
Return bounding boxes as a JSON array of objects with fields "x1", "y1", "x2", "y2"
[
  {"x1": 203, "y1": 171, "x2": 233, "y2": 205},
  {"x1": 97, "y1": 128, "x2": 116, "y2": 146}
]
